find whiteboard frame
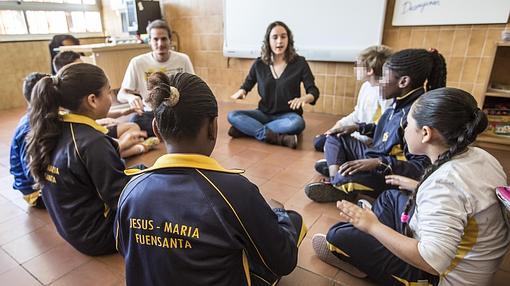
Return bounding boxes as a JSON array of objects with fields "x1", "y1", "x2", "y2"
[
  {"x1": 392, "y1": 0, "x2": 510, "y2": 26},
  {"x1": 223, "y1": 0, "x2": 388, "y2": 63}
]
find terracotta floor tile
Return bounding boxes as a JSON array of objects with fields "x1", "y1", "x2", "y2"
[
  {"x1": 0, "y1": 266, "x2": 42, "y2": 286},
  {"x1": 0, "y1": 248, "x2": 18, "y2": 275},
  {"x1": 259, "y1": 181, "x2": 300, "y2": 205},
  {"x1": 26, "y1": 208, "x2": 54, "y2": 225},
  {"x1": 0, "y1": 102, "x2": 508, "y2": 285},
  {"x1": 94, "y1": 253, "x2": 125, "y2": 277},
  {"x1": 23, "y1": 243, "x2": 91, "y2": 285},
  {"x1": 334, "y1": 270, "x2": 377, "y2": 286},
  {"x1": 244, "y1": 164, "x2": 285, "y2": 181},
  {"x1": 219, "y1": 155, "x2": 258, "y2": 170},
  {"x1": 0, "y1": 214, "x2": 46, "y2": 245},
  {"x1": 242, "y1": 174, "x2": 269, "y2": 187},
  {"x1": 270, "y1": 167, "x2": 316, "y2": 188},
  {"x1": 308, "y1": 214, "x2": 341, "y2": 237},
  {"x1": 0, "y1": 176, "x2": 22, "y2": 201},
  {"x1": 297, "y1": 237, "x2": 338, "y2": 279},
  {"x1": 50, "y1": 260, "x2": 121, "y2": 286},
  {"x1": 2, "y1": 225, "x2": 66, "y2": 263},
  {"x1": 0, "y1": 201, "x2": 25, "y2": 223},
  {"x1": 279, "y1": 267, "x2": 335, "y2": 286}
]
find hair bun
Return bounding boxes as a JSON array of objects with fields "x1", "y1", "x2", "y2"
[
  {"x1": 164, "y1": 86, "x2": 180, "y2": 107},
  {"x1": 428, "y1": 48, "x2": 438, "y2": 54}
]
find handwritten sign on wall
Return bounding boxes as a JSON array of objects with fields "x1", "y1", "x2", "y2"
[{"x1": 392, "y1": 0, "x2": 510, "y2": 26}]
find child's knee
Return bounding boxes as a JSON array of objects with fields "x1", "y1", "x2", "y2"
[{"x1": 313, "y1": 134, "x2": 327, "y2": 151}]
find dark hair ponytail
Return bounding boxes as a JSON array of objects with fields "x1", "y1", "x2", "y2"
[
  {"x1": 401, "y1": 88, "x2": 487, "y2": 236},
  {"x1": 27, "y1": 63, "x2": 108, "y2": 185},
  {"x1": 147, "y1": 72, "x2": 218, "y2": 141},
  {"x1": 385, "y1": 48, "x2": 447, "y2": 91}
]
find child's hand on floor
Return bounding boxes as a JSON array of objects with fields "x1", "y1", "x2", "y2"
[
  {"x1": 339, "y1": 158, "x2": 380, "y2": 176},
  {"x1": 337, "y1": 200, "x2": 379, "y2": 233},
  {"x1": 385, "y1": 175, "x2": 418, "y2": 191}
]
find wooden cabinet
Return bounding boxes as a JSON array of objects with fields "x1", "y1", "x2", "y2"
[
  {"x1": 476, "y1": 42, "x2": 510, "y2": 151},
  {"x1": 59, "y1": 43, "x2": 150, "y2": 89}
]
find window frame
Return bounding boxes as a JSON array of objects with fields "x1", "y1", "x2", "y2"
[{"x1": 0, "y1": 0, "x2": 104, "y2": 42}]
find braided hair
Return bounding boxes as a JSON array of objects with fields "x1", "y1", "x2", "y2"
[
  {"x1": 401, "y1": 88, "x2": 488, "y2": 236},
  {"x1": 146, "y1": 72, "x2": 218, "y2": 141},
  {"x1": 385, "y1": 48, "x2": 447, "y2": 91}
]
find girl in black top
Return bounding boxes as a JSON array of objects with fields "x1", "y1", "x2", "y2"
[{"x1": 228, "y1": 21, "x2": 320, "y2": 149}]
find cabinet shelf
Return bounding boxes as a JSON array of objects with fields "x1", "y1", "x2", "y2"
[
  {"x1": 486, "y1": 89, "x2": 510, "y2": 99},
  {"x1": 477, "y1": 42, "x2": 510, "y2": 149}
]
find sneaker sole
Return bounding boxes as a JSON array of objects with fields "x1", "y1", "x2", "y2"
[
  {"x1": 311, "y1": 234, "x2": 367, "y2": 278},
  {"x1": 304, "y1": 182, "x2": 353, "y2": 203}
]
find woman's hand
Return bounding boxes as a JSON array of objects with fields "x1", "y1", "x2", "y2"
[
  {"x1": 288, "y1": 94, "x2": 314, "y2": 110},
  {"x1": 339, "y1": 158, "x2": 380, "y2": 176},
  {"x1": 337, "y1": 200, "x2": 380, "y2": 233},
  {"x1": 385, "y1": 175, "x2": 419, "y2": 191},
  {"x1": 230, "y1": 89, "x2": 247, "y2": 100}
]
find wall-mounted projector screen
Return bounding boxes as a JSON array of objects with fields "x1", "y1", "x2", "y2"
[{"x1": 223, "y1": 0, "x2": 388, "y2": 62}]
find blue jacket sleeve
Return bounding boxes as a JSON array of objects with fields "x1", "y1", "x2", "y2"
[
  {"x1": 82, "y1": 136, "x2": 129, "y2": 210},
  {"x1": 379, "y1": 145, "x2": 430, "y2": 179},
  {"x1": 358, "y1": 122, "x2": 377, "y2": 138}
]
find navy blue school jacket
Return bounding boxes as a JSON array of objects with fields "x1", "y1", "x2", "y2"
[
  {"x1": 42, "y1": 113, "x2": 129, "y2": 255},
  {"x1": 359, "y1": 87, "x2": 430, "y2": 179},
  {"x1": 115, "y1": 154, "x2": 307, "y2": 286}
]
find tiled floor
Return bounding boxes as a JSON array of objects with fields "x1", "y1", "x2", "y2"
[{"x1": 0, "y1": 102, "x2": 509, "y2": 286}]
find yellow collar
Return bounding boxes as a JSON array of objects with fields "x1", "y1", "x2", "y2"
[
  {"x1": 396, "y1": 86, "x2": 423, "y2": 101},
  {"x1": 124, "y1": 153, "x2": 244, "y2": 176},
  {"x1": 61, "y1": 113, "x2": 108, "y2": 134}
]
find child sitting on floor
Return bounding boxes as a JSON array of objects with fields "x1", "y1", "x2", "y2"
[
  {"x1": 10, "y1": 72, "x2": 48, "y2": 208},
  {"x1": 313, "y1": 45, "x2": 393, "y2": 152},
  {"x1": 53, "y1": 51, "x2": 160, "y2": 158},
  {"x1": 313, "y1": 88, "x2": 510, "y2": 286}
]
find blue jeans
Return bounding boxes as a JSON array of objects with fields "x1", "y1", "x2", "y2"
[{"x1": 227, "y1": 109, "x2": 305, "y2": 141}]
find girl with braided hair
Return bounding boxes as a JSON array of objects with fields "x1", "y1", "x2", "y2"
[
  {"x1": 115, "y1": 72, "x2": 307, "y2": 286},
  {"x1": 306, "y1": 48, "x2": 446, "y2": 203},
  {"x1": 312, "y1": 88, "x2": 509, "y2": 286}
]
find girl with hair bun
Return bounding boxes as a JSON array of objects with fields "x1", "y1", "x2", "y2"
[
  {"x1": 26, "y1": 63, "x2": 129, "y2": 255},
  {"x1": 313, "y1": 88, "x2": 510, "y2": 286},
  {"x1": 115, "y1": 72, "x2": 307, "y2": 286}
]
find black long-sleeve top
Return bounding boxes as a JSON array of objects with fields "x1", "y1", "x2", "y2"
[{"x1": 240, "y1": 56, "x2": 320, "y2": 116}]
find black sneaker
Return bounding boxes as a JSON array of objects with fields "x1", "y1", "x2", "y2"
[
  {"x1": 228, "y1": 126, "x2": 247, "y2": 138},
  {"x1": 304, "y1": 182, "x2": 355, "y2": 203},
  {"x1": 314, "y1": 159, "x2": 329, "y2": 177}
]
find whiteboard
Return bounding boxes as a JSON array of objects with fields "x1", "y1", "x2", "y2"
[
  {"x1": 392, "y1": 0, "x2": 510, "y2": 26},
  {"x1": 223, "y1": 0, "x2": 388, "y2": 62}
]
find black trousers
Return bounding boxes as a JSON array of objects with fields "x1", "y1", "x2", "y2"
[{"x1": 326, "y1": 189, "x2": 439, "y2": 286}]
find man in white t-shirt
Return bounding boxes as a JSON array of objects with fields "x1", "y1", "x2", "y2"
[{"x1": 118, "y1": 19, "x2": 195, "y2": 136}]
